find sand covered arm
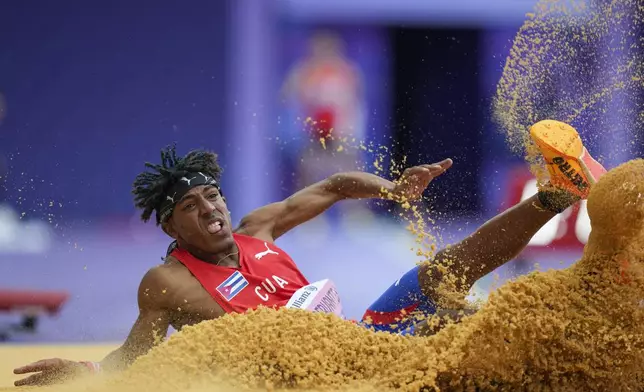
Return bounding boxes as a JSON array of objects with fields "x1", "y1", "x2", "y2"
[
  {"x1": 237, "y1": 160, "x2": 452, "y2": 241},
  {"x1": 100, "y1": 268, "x2": 172, "y2": 372},
  {"x1": 12, "y1": 268, "x2": 172, "y2": 386}
]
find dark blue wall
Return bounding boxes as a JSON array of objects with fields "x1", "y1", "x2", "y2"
[{"x1": 0, "y1": 0, "x2": 227, "y2": 220}]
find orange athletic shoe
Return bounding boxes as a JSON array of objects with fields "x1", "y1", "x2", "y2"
[{"x1": 529, "y1": 120, "x2": 607, "y2": 199}]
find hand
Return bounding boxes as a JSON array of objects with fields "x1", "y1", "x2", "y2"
[
  {"x1": 391, "y1": 159, "x2": 453, "y2": 201},
  {"x1": 13, "y1": 358, "x2": 89, "y2": 386}
]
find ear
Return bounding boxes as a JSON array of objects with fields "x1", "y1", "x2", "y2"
[{"x1": 161, "y1": 219, "x2": 179, "y2": 239}]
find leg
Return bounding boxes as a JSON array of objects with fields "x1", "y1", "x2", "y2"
[
  {"x1": 361, "y1": 265, "x2": 437, "y2": 334},
  {"x1": 361, "y1": 194, "x2": 563, "y2": 335},
  {"x1": 361, "y1": 120, "x2": 607, "y2": 335},
  {"x1": 418, "y1": 193, "x2": 560, "y2": 304},
  {"x1": 419, "y1": 119, "x2": 607, "y2": 306}
]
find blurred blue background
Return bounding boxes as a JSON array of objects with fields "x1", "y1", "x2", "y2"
[{"x1": 0, "y1": 0, "x2": 631, "y2": 343}]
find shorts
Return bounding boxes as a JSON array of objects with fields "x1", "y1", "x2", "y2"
[{"x1": 360, "y1": 265, "x2": 437, "y2": 335}]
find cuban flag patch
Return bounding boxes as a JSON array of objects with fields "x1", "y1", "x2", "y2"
[{"x1": 216, "y1": 271, "x2": 249, "y2": 301}]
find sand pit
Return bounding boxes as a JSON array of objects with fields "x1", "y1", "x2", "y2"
[{"x1": 8, "y1": 159, "x2": 644, "y2": 392}]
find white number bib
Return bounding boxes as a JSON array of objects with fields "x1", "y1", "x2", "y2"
[{"x1": 285, "y1": 279, "x2": 344, "y2": 319}]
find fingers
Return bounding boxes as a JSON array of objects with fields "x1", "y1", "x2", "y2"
[
  {"x1": 419, "y1": 159, "x2": 453, "y2": 173},
  {"x1": 410, "y1": 166, "x2": 442, "y2": 179},
  {"x1": 436, "y1": 158, "x2": 453, "y2": 170},
  {"x1": 13, "y1": 358, "x2": 79, "y2": 387},
  {"x1": 406, "y1": 166, "x2": 436, "y2": 175},
  {"x1": 403, "y1": 160, "x2": 450, "y2": 182},
  {"x1": 396, "y1": 159, "x2": 453, "y2": 199},
  {"x1": 14, "y1": 359, "x2": 61, "y2": 374},
  {"x1": 14, "y1": 372, "x2": 50, "y2": 387},
  {"x1": 422, "y1": 166, "x2": 445, "y2": 176}
]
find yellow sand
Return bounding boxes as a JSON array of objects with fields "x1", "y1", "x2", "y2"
[{"x1": 493, "y1": 0, "x2": 644, "y2": 180}]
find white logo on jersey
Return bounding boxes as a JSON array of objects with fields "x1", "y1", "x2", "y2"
[
  {"x1": 254, "y1": 242, "x2": 279, "y2": 260},
  {"x1": 255, "y1": 275, "x2": 289, "y2": 301}
]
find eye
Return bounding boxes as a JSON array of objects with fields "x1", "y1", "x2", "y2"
[
  {"x1": 183, "y1": 203, "x2": 196, "y2": 211},
  {"x1": 208, "y1": 193, "x2": 219, "y2": 200}
]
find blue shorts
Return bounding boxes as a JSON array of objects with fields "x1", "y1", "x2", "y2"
[{"x1": 359, "y1": 265, "x2": 437, "y2": 335}]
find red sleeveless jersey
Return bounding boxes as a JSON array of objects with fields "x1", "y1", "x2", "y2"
[{"x1": 170, "y1": 233, "x2": 310, "y2": 314}]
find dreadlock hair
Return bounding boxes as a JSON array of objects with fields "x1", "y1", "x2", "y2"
[{"x1": 132, "y1": 145, "x2": 223, "y2": 225}]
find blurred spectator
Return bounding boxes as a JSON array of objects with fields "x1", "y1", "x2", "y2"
[{"x1": 282, "y1": 31, "x2": 372, "y2": 226}]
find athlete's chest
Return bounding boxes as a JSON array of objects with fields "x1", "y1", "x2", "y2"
[
  {"x1": 217, "y1": 241, "x2": 309, "y2": 307},
  {"x1": 166, "y1": 265, "x2": 304, "y2": 330},
  {"x1": 168, "y1": 239, "x2": 309, "y2": 318}
]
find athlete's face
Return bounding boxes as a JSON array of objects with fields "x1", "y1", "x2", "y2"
[{"x1": 164, "y1": 185, "x2": 234, "y2": 256}]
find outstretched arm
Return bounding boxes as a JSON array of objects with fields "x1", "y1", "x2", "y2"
[
  {"x1": 14, "y1": 268, "x2": 172, "y2": 386},
  {"x1": 236, "y1": 159, "x2": 452, "y2": 241}
]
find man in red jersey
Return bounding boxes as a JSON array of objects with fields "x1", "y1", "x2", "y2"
[
  {"x1": 12, "y1": 145, "x2": 451, "y2": 385},
  {"x1": 13, "y1": 120, "x2": 607, "y2": 385}
]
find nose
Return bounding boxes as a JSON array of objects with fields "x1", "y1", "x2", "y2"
[{"x1": 197, "y1": 196, "x2": 217, "y2": 216}]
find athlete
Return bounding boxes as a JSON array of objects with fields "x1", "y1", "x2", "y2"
[{"x1": 13, "y1": 120, "x2": 606, "y2": 386}]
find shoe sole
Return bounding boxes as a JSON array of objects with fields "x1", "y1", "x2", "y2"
[{"x1": 529, "y1": 120, "x2": 606, "y2": 197}]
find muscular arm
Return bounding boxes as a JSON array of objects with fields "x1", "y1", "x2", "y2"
[
  {"x1": 100, "y1": 267, "x2": 172, "y2": 372},
  {"x1": 237, "y1": 161, "x2": 452, "y2": 241},
  {"x1": 236, "y1": 171, "x2": 397, "y2": 241},
  {"x1": 13, "y1": 267, "x2": 172, "y2": 386}
]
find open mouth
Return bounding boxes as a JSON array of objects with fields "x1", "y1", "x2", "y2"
[{"x1": 206, "y1": 218, "x2": 224, "y2": 234}]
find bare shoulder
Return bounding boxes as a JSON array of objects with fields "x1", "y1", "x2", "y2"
[
  {"x1": 137, "y1": 263, "x2": 183, "y2": 308},
  {"x1": 142, "y1": 263, "x2": 176, "y2": 285},
  {"x1": 235, "y1": 202, "x2": 284, "y2": 242},
  {"x1": 141, "y1": 259, "x2": 192, "y2": 289}
]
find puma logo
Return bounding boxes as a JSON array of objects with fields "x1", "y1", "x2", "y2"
[
  {"x1": 254, "y1": 242, "x2": 279, "y2": 260},
  {"x1": 180, "y1": 176, "x2": 195, "y2": 185},
  {"x1": 198, "y1": 172, "x2": 211, "y2": 183}
]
